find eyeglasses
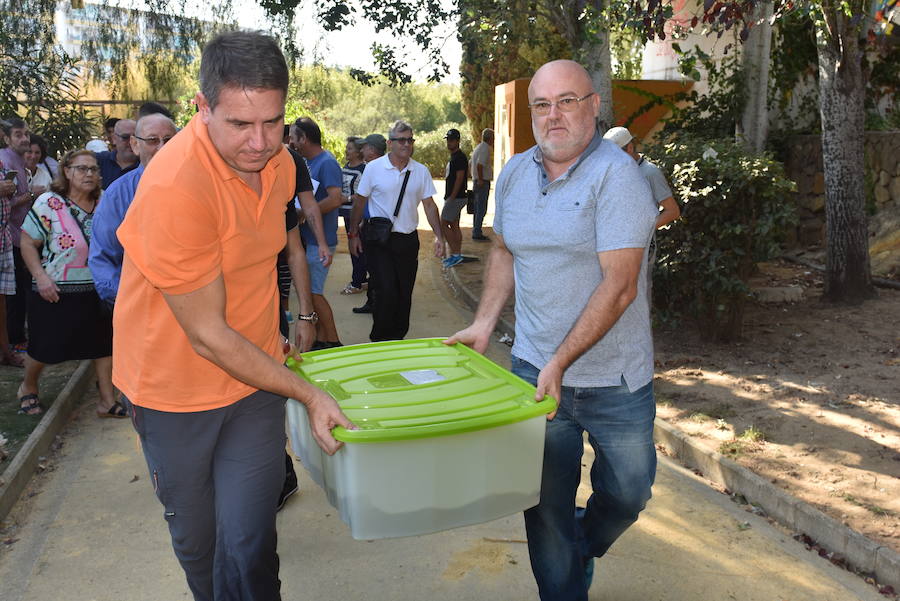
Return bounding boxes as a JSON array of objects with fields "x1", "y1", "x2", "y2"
[
  {"x1": 528, "y1": 93, "x2": 595, "y2": 116},
  {"x1": 134, "y1": 135, "x2": 173, "y2": 146},
  {"x1": 389, "y1": 137, "x2": 415, "y2": 145},
  {"x1": 68, "y1": 165, "x2": 99, "y2": 174}
]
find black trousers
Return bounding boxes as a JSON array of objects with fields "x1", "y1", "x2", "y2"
[
  {"x1": 6, "y1": 246, "x2": 29, "y2": 345},
  {"x1": 366, "y1": 230, "x2": 419, "y2": 341}
]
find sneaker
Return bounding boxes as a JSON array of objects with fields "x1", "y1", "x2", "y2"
[
  {"x1": 277, "y1": 454, "x2": 300, "y2": 512},
  {"x1": 340, "y1": 282, "x2": 364, "y2": 295},
  {"x1": 443, "y1": 254, "x2": 464, "y2": 268},
  {"x1": 472, "y1": 234, "x2": 490, "y2": 241},
  {"x1": 352, "y1": 303, "x2": 373, "y2": 314}
]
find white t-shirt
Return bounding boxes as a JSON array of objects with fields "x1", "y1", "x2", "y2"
[
  {"x1": 356, "y1": 154, "x2": 436, "y2": 234},
  {"x1": 470, "y1": 141, "x2": 493, "y2": 181},
  {"x1": 28, "y1": 164, "x2": 53, "y2": 191}
]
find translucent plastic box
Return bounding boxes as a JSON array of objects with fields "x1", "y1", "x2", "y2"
[{"x1": 285, "y1": 338, "x2": 554, "y2": 540}]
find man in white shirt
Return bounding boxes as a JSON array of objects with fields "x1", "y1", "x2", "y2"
[
  {"x1": 469, "y1": 128, "x2": 494, "y2": 241},
  {"x1": 348, "y1": 120, "x2": 444, "y2": 341}
]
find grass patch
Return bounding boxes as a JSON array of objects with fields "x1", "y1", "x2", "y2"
[
  {"x1": 690, "y1": 412, "x2": 711, "y2": 423},
  {"x1": 656, "y1": 395, "x2": 674, "y2": 408},
  {"x1": 719, "y1": 440, "x2": 750, "y2": 457},
  {"x1": 738, "y1": 425, "x2": 766, "y2": 442},
  {"x1": 0, "y1": 361, "x2": 80, "y2": 465},
  {"x1": 843, "y1": 494, "x2": 896, "y2": 517}
]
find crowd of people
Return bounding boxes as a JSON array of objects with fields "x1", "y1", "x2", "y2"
[
  {"x1": 2, "y1": 29, "x2": 682, "y2": 601},
  {"x1": 0, "y1": 94, "x2": 494, "y2": 419}
]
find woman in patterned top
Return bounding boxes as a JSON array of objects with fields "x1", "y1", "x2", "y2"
[{"x1": 15, "y1": 149, "x2": 119, "y2": 417}]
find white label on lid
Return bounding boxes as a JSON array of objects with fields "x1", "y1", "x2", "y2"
[{"x1": 399, "y1": 369, "x2": 446, "y2": 385}]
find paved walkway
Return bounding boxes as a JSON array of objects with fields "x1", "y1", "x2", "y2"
[{"x1": 0, "y1": 234, "x2": 883, "y2": 600}]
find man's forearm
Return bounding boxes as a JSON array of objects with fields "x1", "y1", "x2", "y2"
[
  {"x1": 165, "y1": 280, "x2": 319, "y2": 404},
  {"x1": 551, "y1": 269, "x2": 637, "y2": 372},
  {"x1": 297, "y1": 191, "x2": 328, "y2": 248},
  {"x1": 472, "y1": 243, "x2": 515, "y2": 331},
  {"x1": 317, "y1": 189, "x2": 343, "y2": 214},
  {"x1": 348, "y1": 195, "x2": 366, "y2": 233},
  {"x1": 194, "y1": 323, "x2": 321, "y2": 402},
  {"x1": 13, "y1": 191, "x2": 32, "y2": 208},
  {"x1": 286, "y1": 229, "x2": 314, "y2": 314},
  {"x1": 422, "y1": 199, "x2": 444, "y2": 242},
  {"x1": 447, "y1": 171, "x2": 464, "y2": 199}
]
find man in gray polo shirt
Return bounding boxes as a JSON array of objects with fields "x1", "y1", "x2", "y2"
[{"x1": 448, "y1": 60, "x2": 657, "y2": 601}]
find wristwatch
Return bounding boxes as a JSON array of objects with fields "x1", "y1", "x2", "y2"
[{"x1": 297, "y1": 311, "x2": 319, "y2": 325}]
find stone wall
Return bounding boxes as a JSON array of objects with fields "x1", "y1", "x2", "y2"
[{"x1": 784, "y1": 132, "x2": 900, "y2": 278}]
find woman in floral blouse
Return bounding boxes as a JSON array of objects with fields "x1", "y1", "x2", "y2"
[{"x1": 16, "y1": 149, "x2": 119, "y2": 417}]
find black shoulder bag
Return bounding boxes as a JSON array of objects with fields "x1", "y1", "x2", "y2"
[{"x1": 365, "y1": 170, "x2": 411, "y2": 246}]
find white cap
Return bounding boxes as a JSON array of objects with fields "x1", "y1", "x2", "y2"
[
  {"x1": 85, "y1": 139, "x2": 109, "y2": 153},
  {"x1": 603, "y1": 126, "x2": 633, "y2": 149}
]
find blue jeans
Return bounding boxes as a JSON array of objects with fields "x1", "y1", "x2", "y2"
[
  {"x1": 472, "y1": 181, "x2": 490, "y2": 236},
  {"x1": 511, "y1": 356, "x2": 656, "y2": 601}
]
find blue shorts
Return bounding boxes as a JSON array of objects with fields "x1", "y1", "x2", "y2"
[{"x1": 305, "y1": 244, "x2": 337, "y2": 295}]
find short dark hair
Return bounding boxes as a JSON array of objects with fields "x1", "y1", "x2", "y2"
[
  {"x1": 346, "y1": 136, "x2": 363, "y2": 154},
  {"x1": 29, "y1": 133, "x2": 48, "y2": 161},
  {"x1": 138, "y1": 102, "x2": 174, "y2": 120},
  {"x1": 104, "y1": 117, "x2": 120, "y2": 131},
  {"x1": 200, "y1": 30, "x2": 288, "y2": 110},
  {"x1": 293, "y1": 117, "x2": 322, "y2": 146},
  {"x1": 1, "y1": 117, "x2": 27, "y2": 137}
]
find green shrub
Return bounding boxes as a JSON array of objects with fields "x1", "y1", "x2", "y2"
[
  {"x1": 411, "y1": 123, "x2": 474, "y2": 178},
  {"x1": 647, "y1": 136, "x2": 797, "y2": 341}
]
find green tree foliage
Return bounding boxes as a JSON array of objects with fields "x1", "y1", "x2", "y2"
[
  {"x1": 411, "y1": 125, "x2": 474, "y2": 178},
  {"x1": 647, "y1": 136, "x2": 797, "y2": 340},
  {"x1": 456, "y1": 0, "x2": 670, "y2": 136},
  {"x1": 282, "y1": 66, "x2": 465, "y2": 174},
  {"x1": 0, "y1": 0, "x2": 95, "y2": 156},
  {"x1": 71, "y1": 0, "x2": 227, "y2": 102},
  {"x1": 457, "y1": 0, "x2": 571, "y2": 139}
]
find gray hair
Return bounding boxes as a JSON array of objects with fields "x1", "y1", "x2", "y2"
[
  {"x1": 482, "y1": 128, "x2": 494, "y2": 141},
  {"x1": 388, "y1": 120, "x2": 413, "y2": 139},
  {"x1": 199, "y1": 31, "x2": 289, "y2": 111}
]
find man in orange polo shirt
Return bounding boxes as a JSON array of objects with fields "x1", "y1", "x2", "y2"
[{"x1": 113, "y1": 31, "x2": 351, "y2": 601}]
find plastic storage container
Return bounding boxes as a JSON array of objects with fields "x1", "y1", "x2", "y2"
[{"x1": 285, "y1": 338, "x2": 554, "y2": 540}]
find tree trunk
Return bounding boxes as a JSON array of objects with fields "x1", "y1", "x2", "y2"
[
  {"x1": 580, "y1": 31, "x2": 614, "y2": 131},
  {"x1": 740, "y1": 1, "x2": 773, "y2": 153},
  {"x1": 815, "y1": 12, "x2": 875, "y2": 303}
]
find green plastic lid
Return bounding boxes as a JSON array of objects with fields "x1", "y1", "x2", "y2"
[{"x1": 286, "y1": 338, "x2": 555, "y2": 443}]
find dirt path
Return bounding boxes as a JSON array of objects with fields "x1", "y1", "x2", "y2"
[
  {"x1": 654, "y1": 261, "x2": 900, "y2": 554},
  {"x1": 452, "y1": 238, "x2": 900, "y2": 558}
]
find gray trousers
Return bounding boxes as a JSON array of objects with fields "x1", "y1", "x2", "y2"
[{"x1": 128, "y1": 390, "x2": 287, "y2": 601}]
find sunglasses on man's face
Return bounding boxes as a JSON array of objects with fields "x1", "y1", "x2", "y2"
[{"x1": 390, "y1": 137, "x2": 415, "y2": 145}]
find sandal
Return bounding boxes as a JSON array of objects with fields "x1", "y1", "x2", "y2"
[
  {"x1": 18, "y1": 393, "x2": 43, "y2": 416},
  {"x1": 97, "y1": 400, "x2": 128, "y2": 419}
]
